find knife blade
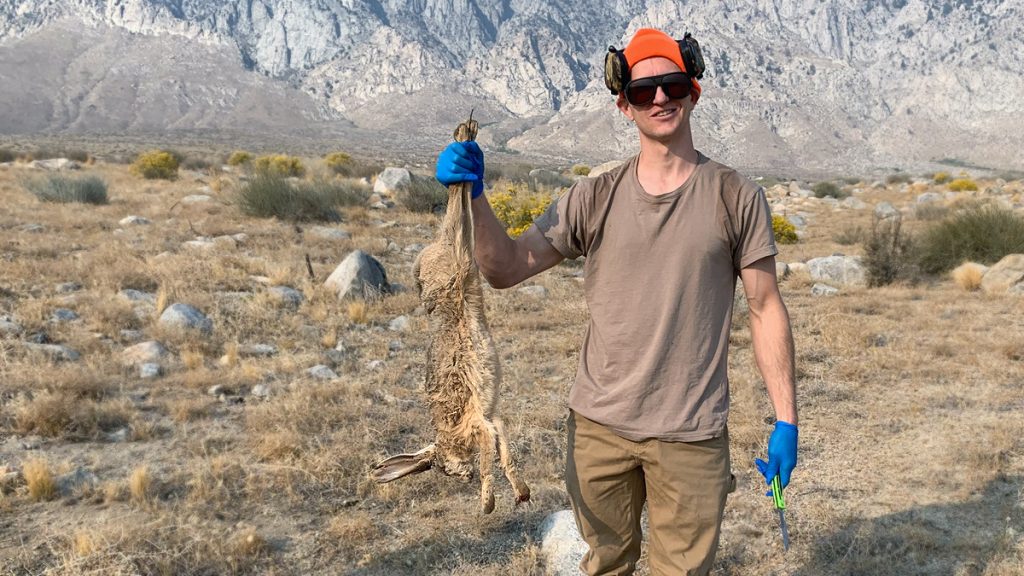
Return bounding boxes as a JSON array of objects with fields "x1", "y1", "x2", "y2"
[{"x1": 772, "y1": 475, "x2": 790, "y2": 551}]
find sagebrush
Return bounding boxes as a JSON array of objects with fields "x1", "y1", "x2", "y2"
[
  {"x1": 131, "y1": 151, "x2": 179, "y2": 180},
  {"x1": 916, "y1": 205, "x2": 1024, "y2": 274},
  {"x1": 22, "y1": 174, "x2": 108, "y2": 204}
]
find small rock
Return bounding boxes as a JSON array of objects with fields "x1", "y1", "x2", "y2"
[
  {"x1": 55, "y1": 282, "x2": 82, "y2": 293},
  {"x1": 874, "y1": 202, "x2": 901, "y2": 220},
  {"x1": 388, "y1": 315, "x2": 410, "y2": 332},
  {"x1": 540, "y1": 510, "x2": 588, "y2": 576},
  {"x1": 307, "y1": 365, "x2": 338, "y2": 380},
  {"x1": 589, "y1": 160, "x2": 624, "y2": 178},
  {"x1": 122, "y1": 341, "x2": 169, "y2": 366},
  {"x1": 239, "y1": 344, "x2": 278, "y2": 358},
  {"x1": 789, "y1": 262, "x2": 808, "y2": 275},
  {"x1": 213, "y1": 235, "x2": 238, "y2": 248},
  {"x1": 158, "y1": 303, "x2": 213, "y2": 334},
  {"x1": 139, "y1": 363, "x2": 162, "y2": 379},
  {"x1": 182, "y1": 194, "x2": 213, "y2": 204},
  {"x1": 56, "y1": 467, "x2": 98, "y2": 497},
  {"x1": 251, "y1": 383, "x2": 271, "y2": 399},
  {"x1": 366, "y1": 360, "x2": 385, "y2": 371},
  {"x1": 106, "y1": 428, "x2": 130, "y2": 442},
  {"x1": 0, "y1": 316, "x2": 23, "y2": 336},
  {"x1": 519, "y1": 285, "x2": 549, "y2": 298},
  {"x1": 785, "y1": 215, "x2": 807, "y2": 228},
  {"x1": 308, "y1": 226, "x2": 351, "y2": 241},
  {"x1": 324, "y1": 250, "x2": 391, "y2": 301},
  {"x1": 404, "y1": 243, "x2": 426, "y2": 254},
  {"x1": 373, "y1": 167, "x2": 412, "y2": 194},
  {"x1": 32, "y1": 158, "x2": 80, "y2": 171},
  {"x1": 183, "y1": 238, "x2": 216, "y2": 250},
  {"x1": 119, "y1": 215, "x2": 151, "y2": 226},
  {"x1": 21, "y1": 223, "x2": 45, "y2": 233},
  {"x1": 775, "y1": 261, "x2": 790, "y2": 280},
  {"x1": 386, "y1": 240, "x2": 401, "y2": 252},
  {"x1": 231, "y1": 233, "x2": 248, "y2": 244},
  {"x1": 269, "y1": 286, "x2": 305, "y2": 308},
  {"x1": 388, "y1": 340, "x2": 404, "y2": 352},
  {"x1": 807, "y1": 255, "x2": 865, "y2": 286},
  {"x1": 119, "y1": 289, "x2": 156, "y2": 304},
  {"x1": 50, "y1": 308, "x2": 79, "y2": 322},
  {"x1": 23, "y1": 342, "x2": 80, "y2": 362},
  {"x1": 841, "y1": 197, "x2": 867, "y2": 210},
  {"x1": 208, "y1": 384, "x2": 226, "y2": 396},
  {"x1": 811, "y1": 283, "x2": 840, "y2": 296},
  {"x1": 916, "y1": 192, "x2": 944, "y2": 204}
]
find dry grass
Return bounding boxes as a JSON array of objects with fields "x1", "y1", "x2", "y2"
[
  {"x1": 22, "y1": 458, "x2": 57, "y2": 502},
  {"x1": 1, "y1": 159, "x2": 1022, "y2": 575},
  {"x1": 951, "y1": 261, "x2": 987, "y2": 291}
]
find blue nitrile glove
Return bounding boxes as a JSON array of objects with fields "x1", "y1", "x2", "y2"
[
  {"x1": 755, "y1": 420, "x2": 798, "y2": 494},
  {"x1": 435, "y1": 141, "x2": 485, "y2": 198}
]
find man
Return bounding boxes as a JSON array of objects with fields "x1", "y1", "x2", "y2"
[{"x1": 435, "y1": 27, "x2": 798, "y2": 575}]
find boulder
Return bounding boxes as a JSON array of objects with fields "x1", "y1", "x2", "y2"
[
  {"x1": 807, "y1": 255, "x2": 866, "y2": 286},
  {"x1": 122, "y1": 341, "x2": 169, "y2": 367},
  {"x1": 269, "y1": 286, "x2": 305, "y2": 308},
  {"x1": 874, "y1": 202, "x2": 901, "y2": 220},
  {"x1": 539, "y1": 510, "x2": 588, "y2": 576},
  {"x1": 158, "y1": 303, "x2": 213, "y2": 334},
  {"x1": 373, "y1": 167, "x2": 412, "y2": 194},
  {"x1": 23, "y1": 342, "x2": 80, "y2": 362},
  {"x1": 119, "y1": 215, "x2": 151, "y2": 226},
  {"x1": 981, "y1": 254, "x2": 1024, "y2": 294},
  {"x1": 307, "y1": 365, "x2": 338, "y2": 380},
  {"x1": 588, "y1": 160, "x2": 624, "y2": 178},
  {"x1": 324, "y1": 250, "x2": 391, "y2": 300},
  {"x1": 812, "y1": 283, "x2": 840, "y2": 296}
]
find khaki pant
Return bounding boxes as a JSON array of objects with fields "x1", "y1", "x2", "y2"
[{"x1": 565, "y1": 411, "x2": 735, "y2": 576}]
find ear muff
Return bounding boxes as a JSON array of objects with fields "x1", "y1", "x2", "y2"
[
  {"x1": 678, "y1": 32, "x2": 705, "y2": 80},
  {"x1": 604, "y1": 46, "x2": 629, "y2": 95}
]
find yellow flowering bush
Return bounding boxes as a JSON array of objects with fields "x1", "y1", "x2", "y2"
[
  {"x1": 772, "y1": 214, "x2": 799, "y2": 244},
  {"x1": 227, "y1": 150, "x2": 253, "y2": 166},
  {"x1": 131, "y1": 150, "x2": 179, "y2": 180},
  {"x1": 488, "y1": 182, "x2": 554, "y2": 238},
  {"x1": 571, "y1": 164, "x2": 591, "y2": 176},
  {"x1": 932, "y1": 171, "x2": 950, "y2": 184},
  {"x1": 324, "y1": 151, "x2": 352, "y2": 174},
  {"x1": 254, "y1": 154, "x2": 305, "y2": 177},
  {"x1": 947, "y1": 178, "x2": 978, "y2": 192}
]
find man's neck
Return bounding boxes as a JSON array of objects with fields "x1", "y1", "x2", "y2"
[{"x1": 636, "y1": 137, "x2": 700, "y2": 196}]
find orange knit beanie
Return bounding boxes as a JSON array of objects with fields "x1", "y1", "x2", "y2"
[{"x1": 623, "y1": 28, "x2": 702, "y2": 102}]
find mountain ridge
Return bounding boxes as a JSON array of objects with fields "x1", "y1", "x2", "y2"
[{"x1": 1, "y1": 0, "x2": 1022, "y2": 173}]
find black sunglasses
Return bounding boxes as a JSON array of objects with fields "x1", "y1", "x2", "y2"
[{"x1": 624, "y1": 72, "x2": 692, "y2": 106}]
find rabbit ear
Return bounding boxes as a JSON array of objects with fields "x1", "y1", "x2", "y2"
[{"x1": 371, "y1": 445, "x2": 435, "y2": 483}]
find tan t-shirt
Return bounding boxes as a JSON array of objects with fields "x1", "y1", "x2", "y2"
[{"x1": 534, "y1": 152, "x2": 777, "y2": 442}]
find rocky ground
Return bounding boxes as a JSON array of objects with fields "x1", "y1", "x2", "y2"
[{"x1": 0, "y1": 156, "x2": 1022, "y2": 575}]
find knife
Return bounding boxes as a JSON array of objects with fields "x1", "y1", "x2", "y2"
[{"x1": 772, "y1": 475, "x2": 790, "y2": 551}]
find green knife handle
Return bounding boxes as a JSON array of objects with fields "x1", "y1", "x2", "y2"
[{"x1": 772, "y1": 476, "x2": 786, "y2": 510}]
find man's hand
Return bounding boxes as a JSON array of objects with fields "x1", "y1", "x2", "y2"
[
  {"x1": 436, "y1": 141, "x2": 485, "y2": 199},
  {"x1": 755, "y1": 420, "x2": 798, "y2": 492}
]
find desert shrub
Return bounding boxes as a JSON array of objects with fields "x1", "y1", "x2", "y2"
[
  {"x1": 886, "y1": 173, "x2": 911, "y2": 185},
  {"x1": 23, "y1": 174, "x2": 108, "y2": 204},
  {"x1": 572, "y1": 164, "x2": 591, "y2": 176},
  {"x1": 237, "y1": 172, "x2": 340, "y2": 222},
  {"x1": 772, "y1": 215, "x2": 798, "y2": 244},
  {"x1": 0, "y1": 148, "x2": 14, "y2": 162},
  {"x1": 863, "y1": 216, "x2": 917, "y2": 287},
  {"x1": 916, "y1": 205, "x2": 1024, "y2": 274},
  {"x1": 180, "y1": 155, "x2": 214, "y2": 171},
  {"x1": 933, "y1": 171, "x2": 951, "y2": 184},
  {"x1": 396, "y1": 176, "x2": 448, "y2": 213},
  {"x1": 950, "y1": 262, "x2": 986, "y2": 291},
  {"x1": 131, "y1": 150, "x2": 179, "y2": 180},
  {"x1": 489, "y1": 182, "x2": 554, "y2": 237},
  {"x1": 227, "y1": 151, "x2": 253, "y2": 166},
  {"x1": 529, "y1": 169, "x2": 573, "y2": 191},
  {"x1": 841, "y1": 176, "x2": 861, "y2": 185},
  {"x1": 324, "y1": 152, "x2": 353, "y2": 175},
  {"x1": 305, "y1": 178, "x2": 370, "y2": 207},
  {"x1": 832, "y1": 225, "x2": 865, "y2": 245},
  {"x1": 812, "y1": 181, "x2": 847, "y2": 199},
  {"x1": 914, "y1": 203, "x2": 950, "y2": 221},
  {"x1": 254, "y1": 154, "x2": 305, "y2": 177},
  {"x1": 947, "y1": 178, "x2": 978, "y2": 192}
]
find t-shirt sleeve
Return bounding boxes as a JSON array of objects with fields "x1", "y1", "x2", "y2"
[
  {"x1": 533, "y1": 180, "x2": 590, "y2": 259},
  {"x1": 734, "y1": 185, "x2": 779, "y2": 270}
]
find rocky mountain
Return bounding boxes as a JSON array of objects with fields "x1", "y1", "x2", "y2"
[{"x1": 1, "y1": 0, "x2": 1021, "y2": 174}]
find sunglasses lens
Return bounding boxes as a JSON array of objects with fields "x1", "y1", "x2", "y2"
[
  {"x1": 626, "y1": 82, "x2": 657, "y2": 106},
  {"x1": 661, "y1": 78, "x2": 691, "y2": 100},
  {"x1": 625, "y1": 73, "x2": 691, "y2": 105}
]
